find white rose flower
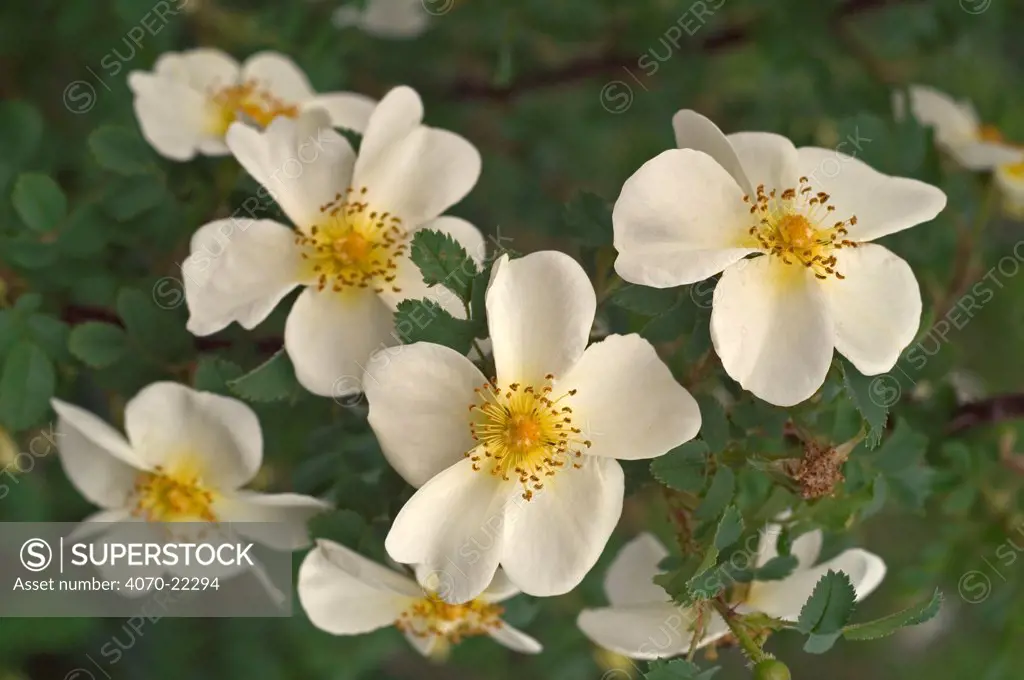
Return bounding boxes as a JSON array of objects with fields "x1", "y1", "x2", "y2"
[
  {"x1": 613, "y1": 110, "x2": 948, "y2": 406},
  {"x1": 995, "y1": 161, "x2": 1024, "y2": 218},
  {"x1": 333, "y1": 0, "x2": 431, "y2": 39},
  {"x1": 298, "y1": 539, "x2": 540, "y2": 658},
  {"x1": 182, "y1": 86, "x2": 483, "y2": 398},
  {"x1": 578, "y1": 529, "x2": 886, "y2": 659},
  {"x1": 50, "y1": 382, "x2": 329, "y2": 586},
  {"x1": 894, "y1": 85, "x2": 1023, "y2": 170},
  {"x1": 128, "y1": 49, "x2": 377, "y2": 160},
  {"x1": 364, "y1": 250, "x2": 702, "y2": 603}
]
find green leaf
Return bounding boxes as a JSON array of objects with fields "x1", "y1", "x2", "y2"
[
  {"x1": 839, "y1": 357, "x2": 889, "y2": 448},
  {"x1": 409, "y1": 229, "x2": 479, "y2": 303},
  {"x1": 694, "y1": 465, "x2": 734, "y2": 521},
  {"x1": 12, "y1": 173, "x2": 67, "y2": 231},
  {"x1": 228, "y1": 350, "x2": 302, "y2": 403},
  {"x1": 797, "y1": 570, "x2": 857, "y2": 635},
  {"x1": 842, "y1": 589, "x2": 943, "y2": 641},
  {"x1": 88, "y1": 126, "x2": 159, "y2": 175},
  {"x1": 0, "y1": 101, "x2": 43, "y2": 167},
  {"x1": 696, "y1": 394, "x2": 728, "y2": 453},
  {"x1": 609, "y1": 284, "x2": 679, "y2": 316},
  {"x1": 395, "y1": 299, "x2": 476, "y2": 354},
  {"x1": 689, "y1": 506, "x2": 744, "y2": 598},
  {"x1": 645, "y1": 658, "x2": 719, "y2": 680},
  {"x1": 563, "y1": 191, "x2": 613, "y2": 246},
  {"x1": 803, "y1": 631, "x2": 842, "y2": 654},
  {"x1": 192, "y1": 356, "x2": 245, "y2": 394},
  {"x1": 640, "y1": 299, "x2": 697, "y2": 343},
  {"x1": 116, "y1": 287, "x2": 192, "y2": 362},
  {"x1": 754, "y1": 554, "x2": 798, "y2": 581},
  {"x1": 102, "y1": 175, "x2": 168, "y2": 221},
  {"x1": 650, "y1": 441, "x2": 709, "y2": 493},
  {"x1": 68, "y1": 322, "x2": 128, "y2": 368},
  {"x1": 0, "y1": 341, "x2": 55, "y2": 431}
]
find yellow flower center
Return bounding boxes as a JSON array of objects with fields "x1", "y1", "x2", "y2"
[
  {"x1": 395, "y1": 594, "x2": 504, "y2": 645},
  {"x1": 744, "y1": 178, "x2": 859, "y2": 279},
  {"x1": 977, "y1": 124, "x2": 1005, "y2": 143},
  {"x1": 466, "y1": 375, "x2": 591, "y2": 500},
  {"x1": 207, "y1": 80, "x2": 299, "y2": 136},
  {"x1": 296, "y1": 187, "x2": 409, "y2": 293},
  {"x1": 1004, "y1": 161, "x2": 1024, "y2": 179},
  {"x1": 131, "y1": 462, "x2": 216, "y2": 522}
]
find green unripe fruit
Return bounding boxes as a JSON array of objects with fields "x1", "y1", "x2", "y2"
[{"x1": 753, "y1": 659, "x2": 791, "y2": 680}]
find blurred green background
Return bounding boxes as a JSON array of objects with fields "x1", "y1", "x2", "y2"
[{"x1": 1, "y1": 0, "x2": 1024, "y2": 678}]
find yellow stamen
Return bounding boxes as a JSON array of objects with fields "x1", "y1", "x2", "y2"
[
  {"x1": 466, "y1": 375, "x2": 590, "y2": 500},
  {"x1": 395, "y1": 594, "x2": 504, "y2": 646},
  {"x1": 207, "y1": 79, "x2": 299, "y2": 136},
  {"x1": 131, "y1": 461, "x2": 216, "y2": 522}
]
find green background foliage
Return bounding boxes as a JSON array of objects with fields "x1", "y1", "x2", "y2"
[{"x1": 1, "y1": 0, "x2": 1023, "y2": 678}]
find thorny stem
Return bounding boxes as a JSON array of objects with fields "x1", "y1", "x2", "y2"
[{"x1": 711, "y1": 599, "x2": 768, "y2": 664}]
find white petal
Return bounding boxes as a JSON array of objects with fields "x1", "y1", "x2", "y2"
[
  {"x1": 302, "y1": 92, "x2": 377, "y2": 133},
  {"x1": 823, "y1": 244, "x2": 921, "y2": 376},
  {"x1": 561, "y1": 334, "x2": 700, "y2": 460},
  {"x1": 385, "y1": 457, "x2": 514, "y2": 604},
  {"x1": 899, "y1": 85, "x2": 979, "y2": 146},
  {"x1": 353, "y1": 122, "x2": 481, "y2": 228},
  {"x1": 69, "y1": 508, "x2": 132, "y2": 542},
  {"x1": 605, "y1": 533, "x2": 670, "y2": 606},
  {"x1": 672, "y1": 109, "x2": 753, "y2": 194},
  {"x1": 747, "y1": 548, "x2": 887, "y2": 621},
  {"x1": 225, "y1": 112, "x2": 357, "y2": 230},
  {"x1": 365, "y1": 342, "x2": 484, "y2": 487},
  {"x1": 50, "y1": 399, "x2": 141, "y2": 509},
  {"x1": 284, "y1": 287, "x2": 397, "y2": 397},
  {"x1": 123, "y1": 382, "x2": 262, "y2": 490},
  {"x1": 241, "y1": 52, "x2": 316, "y2": 103},
  {"x1": 86, "y1": 521, "x2": 166, "y2": 591},
  {"x1": 726, "y1": 131, "x2": 802, "y2": 190},
  {"x1": 486, "y1": 251, "x2": 595, "y2": 385},
  {"x1": 214, "y1": 491, "x2": 330, "y2": 550},
  {"x1": 753, "y1": 526, "x2": 822, "y2": 572},
  {"x1": 796, "y1": 146, "x2": 947, "y2": 242},
  {"x1": 403, "y1": 630, "x2": 441, "y2": 657},
  {"x1": 489, "y1": 623, "x2": 542, "y2": 654},
  {"x1": 153, "y1": 48, "x2": 241, "y2": 91},
  {"x1": 711, "y1": 256, "x2": 834, "y2": 407},
  {"x1": 613, "y1": 149, "x2": 756, "y2": 287},
  {"x1": 500, "y1": 456, "x2": 623, "y2": 597},
  {"x1": 377, "y1": 216, "x2": 486, "y2": 317},
  {"x1": 577, "y1": 603, "x2": 729, "y2": 659},
  {"x1": 354, "y1": 86, "x2": 424, "y2": 180},
  {"x1": 298, "y1": 539, "x2": 418, "y2": 635},
  {"x1": 341, "y1": 0, "x2": 431, "y2": 39},
  {"x1": 183, "y1": 219, "x2": 304, "y2": 336},
  {"x1": 128, "y1": 72, "x2": 213, "y2": 161},
  {"x1": 480, "y1": 568, "x2": 520, "y2": 603},
  {"x1": 949, "y1": 141, "x2": 1024, "y2": 170}
]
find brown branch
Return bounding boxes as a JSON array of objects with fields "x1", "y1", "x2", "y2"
[
  {"x1": 947, "y1": 394, "x2": 1024, "y2": 435},
  {"x1": 446, "y1": 0, "x2": 919, "y2": 101}
]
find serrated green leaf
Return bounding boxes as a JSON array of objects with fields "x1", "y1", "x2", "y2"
[
  {"x1": 797, "y1": 570, "x2": 857, "y2": 635},
  {"x1": 395, "y1": 299, "x2": 475, "y2": 354},
  {"x1": 409, "y1": 229, "x2": 479, "y2": 302},
  {"x1": 12, "y1": 173, "x2": 66, "y2": 231},
  {"x1": 694, "y1": 466, "x2": 734, "y2": 521},
  {"x1": 839, "y1": 357, "x2": 889, "y2": 448},
  {"x1": 193, "y1": 356, "x2": 245, "y2": 394},
  {"x1": 89, "y1": 126, "x2": 159, "y2": 176},
  {"x1": 645, "y1": 658, "x2": 719, "y2": 680},
  {"x1": 695, "y1": 394, "x2": 728, "y2": 453},
  {"x1": 689, "y1": 506, "x2": 744, "y2": 598},
  {"x1": 0, "y1": 341, "x2": 55, "y2": 431},
  {"x1": 650, "y1": 441, "x2": 709, "y2": 493},
  {"x1": 803, "y1": 631, "x2": 842, "y2": 654},
  {"x1": 754, "y1": 554, "x2": 798, "y2": 581},
  {"x1": 842, "y1": 589, "x2": 942, "y2": 641},
  {"x1": 68, "y1": 322, "x2": 127, "y2": 368},
  {"x1": 228, "y1": 350, "x2": 302, "y2": 403},
  {"x1": 563, "y1": 191, "x2": 613, "y2": 246},
  {"x1": 116, "y1": 287, "x2": 191, "y2": 362}
]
